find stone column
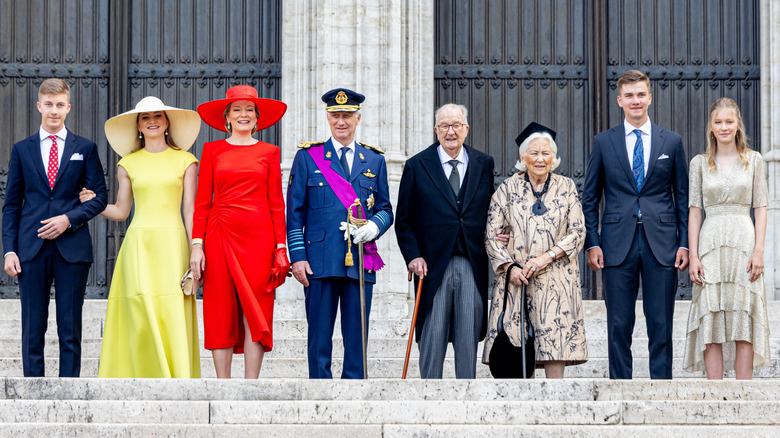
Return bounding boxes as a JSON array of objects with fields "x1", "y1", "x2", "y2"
[
  {"x1": 761, "y1": 0, "x2": 780, "y2": 300},
  {"x1": 276, "y1": 0, "x2": 434, "y2": 312}
]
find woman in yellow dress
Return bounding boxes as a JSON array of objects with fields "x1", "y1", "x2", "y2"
[{"x1": 83, "y1": 97, "x2": 202, "y2": 377}]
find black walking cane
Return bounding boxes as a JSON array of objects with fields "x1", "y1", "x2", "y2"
[
  {"x1": 519, "y1": 282, "x2": 529, "y2": 379},
  {"x1": 402, "y1": 270, "x2": 423, "y2": 379}
]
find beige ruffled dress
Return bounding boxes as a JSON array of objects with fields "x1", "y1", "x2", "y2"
[{"x1": 683, "y1": 151, "x2": 770, "y2": 372}]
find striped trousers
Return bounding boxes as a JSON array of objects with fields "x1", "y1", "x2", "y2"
[{"x1": 418, "y1": 255, "x2": 482, "y2": 379}]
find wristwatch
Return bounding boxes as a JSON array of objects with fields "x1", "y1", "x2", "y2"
[{"x1": 547, "y1": 249, "x2": 556, "y2": 260}]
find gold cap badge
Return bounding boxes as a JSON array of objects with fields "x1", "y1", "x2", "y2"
[{"x1": 335, "y1": 91, "x2": 348, "y2": 105}]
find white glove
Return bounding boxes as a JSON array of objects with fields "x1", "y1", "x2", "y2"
[
  {"x1": 339, "y1": 221, "x2": 358, "y2": 241},
  {"x1": 351, "y1": 221, "x2": 380, "y2": 244}
]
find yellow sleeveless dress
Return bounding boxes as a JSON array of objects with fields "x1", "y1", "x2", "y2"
[{"x1": 98, "y1": 148, "x2": 201, "y2": 378}]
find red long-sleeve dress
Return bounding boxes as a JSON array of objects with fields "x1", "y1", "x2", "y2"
[{"x1": 193, "y1": 139, "x2": 286, "y2": 352}]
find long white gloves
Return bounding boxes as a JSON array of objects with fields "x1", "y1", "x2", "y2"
[{"x1": 351, "y1": 221, "x2": 380, "y2": 244}]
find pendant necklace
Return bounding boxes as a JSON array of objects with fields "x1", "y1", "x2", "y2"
[{"x1": 525, "y1": 173, "x2": 550, "y2": 215}]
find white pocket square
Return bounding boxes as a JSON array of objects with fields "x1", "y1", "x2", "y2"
[
  {"x1": 658, "y1": 154, "x2": 669, "y2": 160},
  {"x1": 70, "y1": 153, "x2": 84, "y2": 161}
]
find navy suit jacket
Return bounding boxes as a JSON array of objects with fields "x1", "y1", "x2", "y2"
[
  {"x1": 2, "y1": 130, "x2": 108, "y2": 263},
  {"x1": 582, "y1": 123, "x2": 688, "y2": 267},
  {"x1": 395, "y1": 143, "x2": 495, "y2": 340},
  {"x1": 286, "y1": 139, "x2": 393, "y2": 284}
]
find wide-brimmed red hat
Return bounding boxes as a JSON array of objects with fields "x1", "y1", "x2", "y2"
[{"x1": 197, "y1": 85, "x2": 287, "y2": 133}]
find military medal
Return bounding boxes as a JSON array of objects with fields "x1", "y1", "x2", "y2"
[
  {"x1": 524, "y1": 172, "x2": 550, "y2": 216},
  {"x1": 366, "y1": 193, "x2": 375, "y2": 210}
]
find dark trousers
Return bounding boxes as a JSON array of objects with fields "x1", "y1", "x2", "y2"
[
  {"x1": 19, "y1": 241, "x2": 90, "y2": 377},
  {"x1": 603, "y1": 223, "x2": 677, "y2": 379},
  {"x1": 304, "y1": 277, "x2": 373, "y2": 379}
]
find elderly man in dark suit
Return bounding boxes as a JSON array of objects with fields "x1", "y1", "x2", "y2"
[
  {"x1": 582, "y1": 69, "x2": 689, "y2": 379},
  {"x1": 3, "y1": 78, "x2": 107, "y2": 377},
  {"x1": 395, "y1": 103, "x2": 495, "y2": 378}
]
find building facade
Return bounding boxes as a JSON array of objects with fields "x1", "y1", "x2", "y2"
[{"x1": 0, "y1": 0, "x2": 776, "y2": 303}]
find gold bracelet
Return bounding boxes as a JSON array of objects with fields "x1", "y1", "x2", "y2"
[{"x1": 192, "y1": 238, "x2": 203, "y2": 245}]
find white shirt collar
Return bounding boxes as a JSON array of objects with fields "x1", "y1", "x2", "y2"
[
  {"x1": 330, "y1": 137, "x2": 355, "y2": 153},
  {"x1": 39, "y1": 126, "x2": 68, "y2": 142},
  {"x1": 623, "y1": 119, "x2": 651, "y2": 137},
  {"x1": 437, "y1": 144, "x2": 467, "y2": 165}
]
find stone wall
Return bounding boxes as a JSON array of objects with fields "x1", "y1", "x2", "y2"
[{"x1": 275, "y1": 0, "x2": 434, "y2": 307}]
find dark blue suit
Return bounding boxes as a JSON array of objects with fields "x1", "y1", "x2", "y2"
[
  {"x1": 287, "y1": 139, "x2": 393, "y2": 378},
  {"x1": 582, "y1": 122, "x2": 688, "y2": 379},
  {"x1": 2, "y1": 130, "x2": 107, "y2": 377}
]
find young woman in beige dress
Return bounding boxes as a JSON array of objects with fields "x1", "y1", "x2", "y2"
[{"x1": 684, "y1": 97, "x2": 770, "y2": 379}]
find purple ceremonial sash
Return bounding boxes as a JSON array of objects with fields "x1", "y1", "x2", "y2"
[
  {"x1": 307, "y1": 145, "x2": 362, "y2": 217},
  {"x1": 306, "y1": 146, "x2": 385, "y2": 271}
]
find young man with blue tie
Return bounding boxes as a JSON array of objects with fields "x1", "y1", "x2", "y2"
[
  {"x1": 3, "y1": 78, "x2": 107, "y2": 377},
  {"x1": 582, "y1": 70, "x2": 689, "y2": 379}
]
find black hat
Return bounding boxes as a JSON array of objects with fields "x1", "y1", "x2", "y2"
[
  {"x1": 321, "y1": 88, "x2": 365, "y2": 112},
  {"x1": 515, "y1": 122, "x2": 557, "y2": 147}
]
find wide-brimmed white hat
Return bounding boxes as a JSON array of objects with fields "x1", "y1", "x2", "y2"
[{"x1": 105, "y1": 96, "x2": 202, "y2": 157}]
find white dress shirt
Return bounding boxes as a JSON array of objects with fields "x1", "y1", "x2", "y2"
[
  {"x1": 437, "y1": 144, "x2": 469, "y2": 189},
  {"x1": 39, "y1": 126, "x2": 67, "y2": 170},
  {"x1": 623, "y1": 118, "x2": 651, "y2": 175},
  {"x1": 331, "y1": 137, "x2": 355, "y2": 173}
]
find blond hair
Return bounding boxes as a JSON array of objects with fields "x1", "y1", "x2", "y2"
[
  {"x1": 38, "y1": 78, "x2": 70, "y2": 101},
  {"x1": 705, "y1": 97, "x2": 750, "y2": 171}
]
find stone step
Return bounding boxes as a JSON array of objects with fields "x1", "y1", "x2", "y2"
[
  {"x1": 0, "y1": 424, "x2": 775, "y2": 438},
  {"x1": 0, "y1": 297, "x2": 411, "y2": 321},
  {"x1": 6, "y1": 337, "x2": 780, "y2": 362},
  {"x1": 0, "y1": 398, "x2": 779, "y2": 426},
  {"x1": 5, "y1": 378, "x2": 780, "y2": 402},
  {"x1": 3, "y1": 356, "x2": 780, "y2": 379},
  {"x1": 3, "y1": 315, "x2": 779, "y2": 341},
  {"x1": 1, "y1": 299, "x2": 778, "y2": 322}
]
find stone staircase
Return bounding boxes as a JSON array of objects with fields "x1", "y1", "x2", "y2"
[
  {"x1": 0, "y1": 299, "x2": 778, "y2": 379},
  {"x1": 1, "y1": 378, "x2": 779, "y2": 436},
  {"x1": 0, "y1": 299, "x2": 779, "y2": 435}
]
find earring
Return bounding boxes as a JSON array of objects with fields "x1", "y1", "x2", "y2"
[
  {"x1": 164, "y1": 130, "x2": 168, "y2": 136},
  {"x1": 138, "y1": 132, "x2": 142, "y2": 139},
  {"x1": 226, "y1": 122, "x2": 232, "y2": 131}
]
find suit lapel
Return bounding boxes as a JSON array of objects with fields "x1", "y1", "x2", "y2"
[
  {"x1": 420, "y1": 144, "x2": 458, "y2": 210},
  {"x1": 642, "y1": 124, "x2": 665, "y2": 186},
  {"x1": 54, "y1": 130, "x2": 77, "y2": 187},
  {"x1": 608, "y1": 126, "x2": 639, "y2": 193},
  {"x1": 460, "y1": 145, "x2": 482, "y2": 211},
  {"x1": 324, "y1": 139, "x2": 346, "y2": 179},
  {"x1": 349, "y1": 143, "x2": 368, "y2": 183},
  {"x1": 25, "y1": 135, "x2": 50, "y2": 188}
]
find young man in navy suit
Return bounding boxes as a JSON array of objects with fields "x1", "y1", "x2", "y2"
[
  {"x1": 582, "y1": 70, "x2": 689, "y2": 379},
  {"x1": 2, "y1": 78, "x2": 107, "y2": 377}
]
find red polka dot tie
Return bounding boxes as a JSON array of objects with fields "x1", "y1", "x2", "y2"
[{"x1": 47, "y1": 135, "x2": 59, "y2": 189}]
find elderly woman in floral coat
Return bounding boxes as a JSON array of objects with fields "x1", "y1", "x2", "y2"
[{"x1": 482, "y1": 122, "x2": 588, "y2": 378}]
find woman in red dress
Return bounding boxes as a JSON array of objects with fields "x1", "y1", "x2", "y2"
[{"x1": 191, "y1": 85, "x2": 290, "y2": 378}]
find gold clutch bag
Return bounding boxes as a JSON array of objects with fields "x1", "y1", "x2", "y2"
[{"x1": 181, "y1": 269, "x2": 195, "y2": 296}]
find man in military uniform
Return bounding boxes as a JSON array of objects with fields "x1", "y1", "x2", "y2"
[{"x1": 287, "y1": 88, "x2": 393, "y2": 379}]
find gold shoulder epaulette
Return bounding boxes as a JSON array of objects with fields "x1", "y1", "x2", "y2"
[
  {"x1": 359, "y1": 142, "x2": 384, "y2": 154},
  {"x1": 297, "y1": 141, "x2": 325, "y2": 149}
]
